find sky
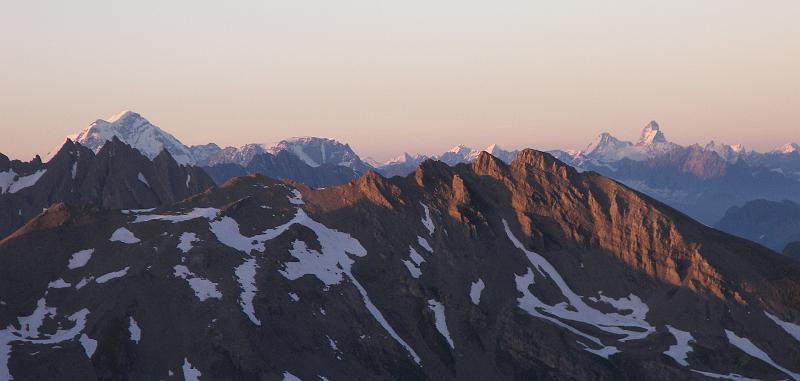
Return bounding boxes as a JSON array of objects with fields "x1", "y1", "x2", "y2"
[{"x1": 1, "y1": 0, "x2": 798, "y2": 161}]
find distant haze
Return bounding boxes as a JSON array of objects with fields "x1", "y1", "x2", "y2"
[{"x1": 1, "y1": 0, "x2": 798, "y2": 161}]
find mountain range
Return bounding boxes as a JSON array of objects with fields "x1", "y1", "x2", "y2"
[{"x1": 1, "y1": 150, "x2": 799, "y2": 380}]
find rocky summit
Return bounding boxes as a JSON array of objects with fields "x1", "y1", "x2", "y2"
[{"x1": 0, "y1": 150, "x2": 799, "y2": 380}]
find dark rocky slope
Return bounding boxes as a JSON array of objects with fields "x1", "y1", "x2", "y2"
[
  {"x1": 0, "y1": 138, "x2": 215, "y2": 240},
  {"x1": 715, "y1": 199, "x2": 800, "y2": 254},
  {"x1": 0, "y1": 150, "x2": 799, "y2": 380}
]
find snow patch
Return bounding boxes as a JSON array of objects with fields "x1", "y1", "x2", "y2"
[
  {"x1": 0, "y1": 169, "x2": 47, "y2": 194},
  {"x1": 182, "y1": 358, "x2": 202, "y2": 381},
  {"x1": 174, "y1": 265, "x2": 222, "y2": 301},
  {"x1": 420, "y1": 203, "x2": 434, "y2": 235},
  {"x1": 71, "y1": 162, "x2": 78, "y2": 179},
  {"x1": 428, "y1": 299, "x2": 455, "y2": 348},
  {"x1": 47, "y1": 278, "x2": 71, "y2": 289},
  {"x1": 282, "y1": 371, "x2": 302, "y2": 381},
  {"x1": 505, "y1": 219, "x2": 653, "y2": 355},
  {"x1": 664, "y1": 325, "x2": 694, "y2": 366},
  {"x1": 68, "y1": 249, "x2": 94, "y2": 269},
  {"x1": 178, "y1": 232, "x2": 198, "y2": 253},
  {"x1": 95, "y1": 267, "x2": 130, "y2": 283},
  {"x1": 403, "y1": 260, "x2": 422, "y2": 278},
  {"x1": 137, "y1": 172, "x2": 150, "y2": 187},
  {"x1": 133, "y1": 207, "x2": 219, "y2": 224},
  {"x1": 288, "y1": 292, "x2": 300, "y2": 302},
  {"x1": 417, "y1": 236, "x2": 433, "y2": 253},
  {"x1": 765, "y1": 312, "x2": 800, "y2": 342},
  {"x1": 725, "y1": 329, "x2": 799, "y2": 380},
  {"x1": 289, "y1": 189, "x2": 305, "y2": 205},
  {"x1": 129, "y1": 317, "x2": 141, "y2": 343},
  {"x1": 470, "y1": 279, "x2": 485, "y2": 305},
  {"x1": 80, "y1": 333, "x2": 97, "y2": 358},
  {"x1": 0, "y1": 300, "x2": 91, "y2": 379},
  {"x1": 110, "y1": 227, "x2": 141, "y2": 244},
  {"x1": 235, "y1": 259, "x2": 260, "y2": 325}
]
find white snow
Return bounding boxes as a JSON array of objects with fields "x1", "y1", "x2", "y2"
[
  {"x1": 690, "y1": 371, "x2": 761, "y2": 381},
  {"x1": 327, "y1": 336, "x2": 339, "y2": 351},
  {"x1": 0, "y1": 170, "x2": 16, "y2": 194},
  {"x1": 664, "y1": 325, "x2": 694, "y2": 366},
  {"x1": 129, "y1": 317, "x2": 141, "y2": 343},
  {"x1": 75, "y1": 277, "x2": 92, "y2": 289},
  {"x1": 47, "y1": 278, "x2": 71, "y2": 289},
  {"x1": 351, "y1": 278, "x2": 421, "y2": 364},
  {"x1": 289, "y1": 189, "x2": 305, "y2": 205},
  {"x1": 408, "y1": 247, "x2": 425, "y2": 266},
  {"x1": 0, "y1": 169, "x2": 47, "y2": 194},
  {"x1": 199, "y1": 194, "x2": 420, "y2": 364},
  {"x1": 417, "y1": 236, "x2": 433, "y2": 253},
  {"x1": 469, "y1": 279, "x2": 485, "y2": 305},
  {"x1": 505, "y1": 219, "x2": 654, "y2": 356},
  {"x1": 51, "y1": 110, "x2": 196, "y2": 165},
  {"x1": 71, "y1": 162, "x2": 78, "y2": 179},
  {"x1": 765, "y1": 312, "x2": 800, "y2": 342},
  {"x1": 174, "y1": 265, "x2": 222, "y2": 301},
  {"x1": 182, "y1": 358, "x2": 202, "y2": 381},
  {"x1": 428, "y1": 299, "x2": 455, "y2": 348},
  {"x1": 110, "y1": 227, "x2": 141, "y2": 244},
  {"x1": 420, "y1": 203, "x2": 435, "y2": 235},
  {"x1": 403, "y1": 260, "x2": 422, "y2": 278},
  {"x1": 0, "y1": 299, "x2": 91, "y2": 379},
  {"x1": 235, "y1": 259, "x2": 260, "y2": 325},
  {"x1": 579, "y1": 342, "x2": 620, "y2": 359},
  {"x1": 68, "y1": 249, "x2": 94, "y2": 269},
  {"x1": 137, "y1": 172, "x2": 150, "y2": 187},
  {"x1": 282, "y1": 372, "x2": 302, "y2": 381},
  {"x1": 95, "y1": 267, "x2": 130, "y2": 283},
  {"x1": 178, "y1": 232, "x2": 198, "y2": 253},
  {"x1": 288, "y1": 292, "x2": 300, "y2": 302},
  {"x1": 725, "y1": 329, "x2": 800, "y2": 380},
  {"x1": 185, "y1": 173, "x2": 191, "y2": 188},
  {"x1": 133, "y1": 207, "x2": 219, "y2": 224},
  {"x1": 80, "y1": 333, "x2": 97, "y2": 357}
]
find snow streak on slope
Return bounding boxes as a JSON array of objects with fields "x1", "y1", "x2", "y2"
[
  {"x1": 0, "y1": 169, "x2": 47, "y2": 194},
  {"x1": 202, "y1": 191, "x2": 421, "y2": 364},
  {"x1": 428, "y1": 299, "x2": 454, "y2": 348},
  {"x1": 724, "y1": 329, "x2": 799, "y2": 380},
  {"x1": 664, "y1": 325, "x2": 694, "y2": 366},
  {"x1": 420, "y1": 203, "x2": 435, "y2": 235},
  {"x1": 765, "y1": 312, "x2": 800, "y2": 342},
  {"x1": 504, "y1": 219, "x2": 655, "y2": 356},
  {"x1": 174, "y1": 265, "x2": 222, "y2": 301}
]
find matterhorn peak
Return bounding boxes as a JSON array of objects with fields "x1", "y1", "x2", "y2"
[{"x1": 637, "y1": 120, "x2": 668, "y2": 145}]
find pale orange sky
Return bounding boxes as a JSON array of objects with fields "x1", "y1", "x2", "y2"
[{"x1": 1, "y1": 0, "x2": 798, "y2": 161}]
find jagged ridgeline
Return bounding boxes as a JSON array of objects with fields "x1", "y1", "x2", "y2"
[{"x1": 1, "y1": 150, "x2": 799, "y2": 380}]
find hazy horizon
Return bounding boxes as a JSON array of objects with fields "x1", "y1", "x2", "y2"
[{"x1": 2, "y1": 0, "x2": 798, "y2": 161}]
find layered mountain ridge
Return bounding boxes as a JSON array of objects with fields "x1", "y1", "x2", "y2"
[
  {"x1": 0, "y1": 137, "x2": 215, "y2": 239},
  {"x1": 1, "y1": 149, "x2": 798, "y2": 380}
]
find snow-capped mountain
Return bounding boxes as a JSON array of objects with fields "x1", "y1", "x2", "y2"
[
  {"x1": 3, "y1": 150, "x2": 800, "y2": 380},
  {"x1": 266, "y1": 137, "x2": 372, "y2": 173},
  {"x1": 703, "y1": 141, "x2": 746, "y2": 163},
  {"x1": 47, "y1": 111, "x2": 196, "y2": 165},
  {"x1": 373, "y1": 144, "x2": 521, "y2": 177},
  {"x1": 436, "y1": 144, "x2": 519, "y2": 166},
  {"x1": 582, "y1": 121, "x2": 680, "y2": 162},
  {"x1": 190, "y1": 143, "x2": 270, "y2": 167},
  {"x1": 775, "y1": 143, "x2": 800, "y2": 154}
]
